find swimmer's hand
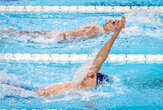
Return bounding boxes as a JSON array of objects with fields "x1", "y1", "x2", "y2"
[{"x1": 115, "y1": 16, "x2": 126, "y2": 31}]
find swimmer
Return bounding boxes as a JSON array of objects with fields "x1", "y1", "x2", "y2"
[
  {"x1": 36, "y1": 16, "x2": 126, "y2": 97},
  {"x1": 6, "y1": 17, "x2": 125, "y2": 41}
]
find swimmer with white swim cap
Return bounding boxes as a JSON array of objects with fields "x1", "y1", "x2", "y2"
[{"x1": 36, "y1": 16, "x2": 126, "y2": 97}]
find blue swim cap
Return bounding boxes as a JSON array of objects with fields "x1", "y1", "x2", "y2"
[{"x1": 96, "y1": 73, "x2": 110, "y2": 86}]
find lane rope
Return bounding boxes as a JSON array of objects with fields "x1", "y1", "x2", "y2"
[
  {"x1": 0, "y1": 53, "x2": 163, "y2": 63},
  {"x1": 0, "y1": 6, "x2": 162, "y2": 12}
]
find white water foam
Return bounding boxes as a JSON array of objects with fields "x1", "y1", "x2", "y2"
[
  {"x1": 0, "y1": 83, "x2": 37, "y2": 98},
  {"x1": 123, "y1": 10, "x2": 163, "y2": 39},
  {"x1": 0, "y1": 69, "x2": 38, "y2": 98},
  {"x1": 0, "y1": 29, "x2": 65, "y2": 43},
  {"x1": 72, "y1": 53, "x2": 96, "y2": 82}
]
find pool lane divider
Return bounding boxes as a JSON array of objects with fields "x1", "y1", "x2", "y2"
[
  {"x1": 0, "y1": 53, "x2": 163, "y2": 63},
  {"x1": 0, "y1": 6, "x2": 162, "y2": 12}
]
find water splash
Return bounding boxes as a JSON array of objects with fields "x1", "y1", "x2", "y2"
[
  {"x1": 0, "y1": 69, "x2": 38, "y2": 98},
  {"x1": 122, "y1": 10, "x2": 163, "y2": 39},
  {"x1": 72, "y1": 53, "x2": 96, "y2": 82}
]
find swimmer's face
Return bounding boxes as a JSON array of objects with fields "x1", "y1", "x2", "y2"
[
  {"x1": 103, "y1": 19, "x2": 120, "y2": 32},
  {"x1": 82, "y1": 73, "x2": 97, "y2": 87}
]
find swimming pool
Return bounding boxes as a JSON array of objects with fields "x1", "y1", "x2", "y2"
[
  {"x1": 0, "y1": 0, "x2": 163, "y2": 6},
  {"x1": 0, "y1": 2, "x2": 163, "y2": 110}
]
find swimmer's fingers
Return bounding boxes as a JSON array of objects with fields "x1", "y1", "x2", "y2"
[
  {"x1": 115, "y1": 16, "x2": 126, "y2": 31},
  {"x1": 121, "y1": 16, "x2": 126, "y2": 28}
]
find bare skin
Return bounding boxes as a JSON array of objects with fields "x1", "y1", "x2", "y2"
[
  {"x1": 15, "y1": 18, "x2": 123, "y2": 41},
  {"x1": 36, "y1": 16, "x2": 126, "y2": 97}
]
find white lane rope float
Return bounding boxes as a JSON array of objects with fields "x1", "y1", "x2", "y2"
[
  {"x1": 0, "y1": 53, "x2": 163, "y2": 63},
  {"x1": 0, "y1": 6, "x2": 162, "y2": 12}
]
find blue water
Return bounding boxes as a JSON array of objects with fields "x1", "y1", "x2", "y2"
[
  {"x1": 0, "y1": 0, "x2": 163, "y2": 6},
  {"x1": 0, "y1": 63, "x2": 163, "y2": 109},
  {"x1": 0, "y1": 12, "x2": 163, "y2": 54},
  {"x1": 0, "y1": 7, "x2": 163, "y2": 110}
]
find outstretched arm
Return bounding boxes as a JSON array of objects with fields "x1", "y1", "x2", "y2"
[
  {"x1": 86, "y1": 16, "x2": 126, "y2": 77},
  {"x1": 59, "y1": 23, "x2": 104, "y2": 39}
]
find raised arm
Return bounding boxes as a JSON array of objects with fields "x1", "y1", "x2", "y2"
[{"x1": 87, "y1": 16, "x2": 126, "y2": 77}]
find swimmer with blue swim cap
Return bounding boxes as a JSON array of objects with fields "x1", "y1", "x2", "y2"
[{"x1": 35, "y1": 16, "x2": 126, "y2": 97}]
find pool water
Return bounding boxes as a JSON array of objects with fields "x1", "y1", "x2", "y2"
[
  {"x1": 0, "y1": 63, "x2": 163, "y2": 109},
  {"x1": 0, "y1": 7, "x2": 163, "y2": 110},
  {"x1": 0, "y1": 11, "x2": 163, "y2": 54},
  {"x1": 0, "y1": 0, "x2": 163, "y2": 6}
]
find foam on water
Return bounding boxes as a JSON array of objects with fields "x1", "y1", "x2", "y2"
[
  {"x1": 72, "y1": 56, "x2": 95, "y2": 82},
  {"x1": 0, "y1": 29, "x2": 63, "y2": 43},
  {"x1": 42, "y1": 89, "x2": 115, "y2": 103},
  {"x1": 123, "y1": 10, "x2": 163, "y2": 39},
  {"x1": 0, "y1": 69, "x2": 39, "y2": 98},
  {"x1": 0, "y1": 83, "x2": 37, "y2": 98}
]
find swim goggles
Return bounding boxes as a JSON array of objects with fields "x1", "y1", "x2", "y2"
[{"x1": 112, "y1": 20, "x2": 126, "y2": 28}]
